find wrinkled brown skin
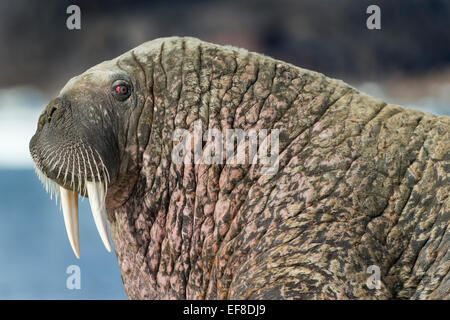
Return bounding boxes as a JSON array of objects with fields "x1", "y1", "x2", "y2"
[{"x1": 72, "y1": 37, "x2": 450, "y2": 299}]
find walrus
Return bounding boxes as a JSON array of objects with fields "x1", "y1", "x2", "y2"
[{"x1": 29, "y1": 37, "x2": 449, "y2": 299}]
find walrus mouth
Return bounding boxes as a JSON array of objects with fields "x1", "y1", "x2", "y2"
[{"x1": 32, "y1": 155, "x2": 112, "y2": 259}]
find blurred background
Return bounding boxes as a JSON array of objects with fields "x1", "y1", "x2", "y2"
[{"x1": 0, "y1": 0, "x2": 449, "y2": 299}]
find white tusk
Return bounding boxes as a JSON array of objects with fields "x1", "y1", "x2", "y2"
[
  {"x1": 60, "y1": 186, "x2": 80, "y2": 259},
  {"x1": 86, "y1": 181, "x2": 112, "y2": 252}
]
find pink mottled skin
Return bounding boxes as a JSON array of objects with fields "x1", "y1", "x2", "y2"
[
  {"x1": 103, "y1": 38, "x2": 449, "y2": 300},
  {"x1": 39, "y1": 37, "x2": 449, "y2": 299}
]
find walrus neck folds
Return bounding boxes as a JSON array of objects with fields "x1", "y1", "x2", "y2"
[{"x1": 108, "y1": 38, "x2": 352, "y2": 298}]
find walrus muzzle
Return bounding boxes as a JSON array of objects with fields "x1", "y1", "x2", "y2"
[{"x1": 29, "y1": 69, "x2": 127, "y2": 258}]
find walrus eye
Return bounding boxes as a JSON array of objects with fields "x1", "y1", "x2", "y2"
[{"x1": 112, "y1": 82, "x2": 131, "y2": 101}]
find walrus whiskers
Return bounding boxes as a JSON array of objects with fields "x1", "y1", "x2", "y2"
[
  {"x1": 71, "y1": 152, "x2": 76, "y2": 189},
  {"x1": 88, "y1": 145, "x2": 102, "y2": 183},
  {"x1": 79, "y1": 144, "x2": 88, "y2": 197},
  {"x1": 63, "y1": 151, "x2": 70, "y2": 186},
  {"x1": 83, "y1": 145, "x2": 95, "y2": 185},
  {"x1": 56, "y1": 152, "x2": 66, "y2": 180},
  {"x1": 77, "y1": 153, "x2": 82, "y2": 194},
  {"x1": 32, "y1": 135, "x2": 112, "y2": 257},
  {"x1": 40, "y1": 143, "x2": 54, "y2": 162}
]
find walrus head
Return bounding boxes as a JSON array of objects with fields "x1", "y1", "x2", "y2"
[{"x1": 29, "y1": 54, "x2": 147, "y2": 258}]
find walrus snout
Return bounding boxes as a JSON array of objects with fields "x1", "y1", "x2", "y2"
[
  {"x1": 29, "y1": 88, "x2": 122, "y2": 257},
  {"x1": 30, "y1": 93, "x2": 115, "y2": 190},
  {"x1": 29, "y1": 53, "x2": 149, "y2": 258}
]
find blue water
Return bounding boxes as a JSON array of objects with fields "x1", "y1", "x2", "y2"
[{"x1": 0, "y1": 169, "x2": 127, "y2": 299}]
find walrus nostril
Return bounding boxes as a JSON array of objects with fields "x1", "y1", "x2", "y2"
[
  {"x1": 45, "y1": 98, "x2": 69, "y2": 123},
  {"x1": 47, "y1": 106, "x2": 57, "y2": 122}
]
